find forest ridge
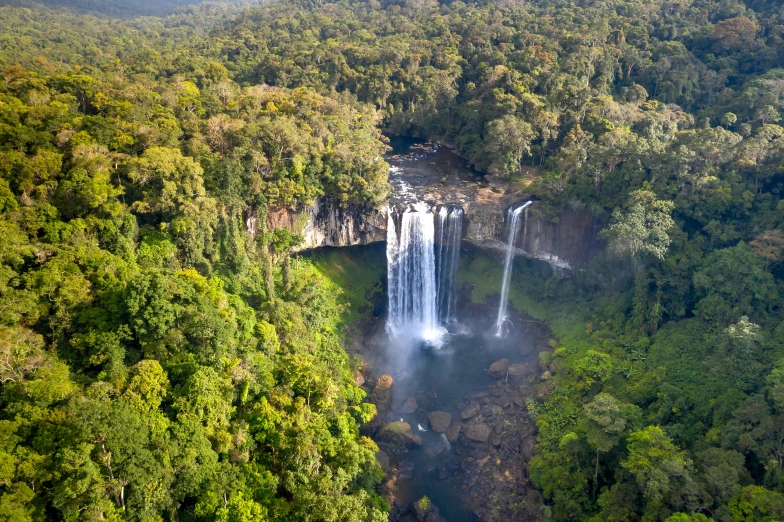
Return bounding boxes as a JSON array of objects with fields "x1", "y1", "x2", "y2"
[{"x1": 0, "y1": 0, "x2": 784, "y2": 521}]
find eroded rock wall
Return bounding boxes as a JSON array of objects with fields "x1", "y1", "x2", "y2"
[
  {"x1": 263, "y1": 197, "x2": 601, "y2": 268},
  {"x1": 265, "y1": 198, "x2": 387, "y2": 250}
]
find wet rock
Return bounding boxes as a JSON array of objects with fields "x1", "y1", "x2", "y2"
[
  {"x1": 371, "y1": 374, "x2": 394, "y2": 412},
  {"x1": 398, "y1": 460, "x2": 415, "y2": 479},
  {"x1": 425, "y1": 438, "x2": 449, "y2": 458},
  {"x1": 464, "y1": 423, "x2": 492, "y2": 443},
  {"x1": 488, "y1": 358, "x2": 510, "y2": 376},
  {"x1": 470, "y1": 448, "x2": 487, "y2": 460},
  {"x1": 428, "y1": 411, "x2": 452, "y2": 433},
  {"x1": 376, "y1": 450, "x2": 390, "y2": 473},
  {"x1": 446, "y1": 421, "x2": 461, "y2": 443},
  {"x1": 507, "y1": 363, "x2": 535, "y2": 379},
  {"x1": 377, "y1": 422, "x2": 422, "y2": 447},
  {"x1": 438, "y1": 467, "x2": 449, "y2": 480},
  {"x1": 461, "y1": 404, "x2": 480, "y2": 420},
  {"x1": 400, "y1": 397, "x2": 418, "y2": 414},
  {"x1": 489, "y1": 386, "x2": 504, "y2": 397},
  {"x1": 513, "y1": 395, "x2": 526, "y2": 408},
  {"x1": 520, "y1": 422, "x2": 536, "y2": 439},
  {"x1": 490, "y1": 435, "x2": 502, "y2": 447}
]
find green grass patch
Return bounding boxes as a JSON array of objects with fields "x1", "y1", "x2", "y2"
[{"x1": 307, "y1": 244, "x2": 386, "y2": 332}]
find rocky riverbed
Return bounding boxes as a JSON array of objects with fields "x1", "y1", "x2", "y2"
[{"x1": 355, "y1": 308, "x2": 556, "y2": 522}]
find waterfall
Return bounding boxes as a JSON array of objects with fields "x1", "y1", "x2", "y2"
[
  {"x1": 386, "y1": 202, "x2": 445, "y2": 344},
  {"x1": 435, "y1": 206, "x2": 463, "y2": 324},
  {"x1": 495, "y1": 201, "x2": 532, "y2": 337}
]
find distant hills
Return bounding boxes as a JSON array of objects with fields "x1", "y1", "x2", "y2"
[{"x1": 0, "y1": 0, "x2": 248, "y2": 17}]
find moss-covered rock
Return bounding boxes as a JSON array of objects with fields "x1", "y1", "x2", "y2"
[
  {"x1": 538, "y1": 351, "x2": 553, "y2": 370},
  {"x1": 376, "y1": 421, "x2": 422, "y2": 447}
]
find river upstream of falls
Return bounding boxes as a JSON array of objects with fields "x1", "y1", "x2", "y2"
[{"x1": 355, "y1": 137, "x2": 550, "y2": 522}]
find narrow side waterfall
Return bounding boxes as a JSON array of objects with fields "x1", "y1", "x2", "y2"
[
  {"x1": 495, "y1": 201, "x2": 532, "y2": 337},
  {"x1": 386, "y1": 202, "x2": 445, "y2": 343},
  {"x1": 436, "y1": 206, "x2": 463, "y2": 324}
]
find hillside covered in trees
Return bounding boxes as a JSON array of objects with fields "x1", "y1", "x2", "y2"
[
  {"x1": 1, "y1": 0, "x2": 784, "y2": 520},
  {"x1": 0, "y1": 0, "x2": 247, "y2": 17}
]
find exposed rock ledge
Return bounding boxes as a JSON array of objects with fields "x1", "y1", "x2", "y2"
[
  {"x1": 261, "y1": 144, "x2": 603, "y2": 268},
  {"x1": 263, "y1": 197, "x2": 601, "y2": 268},
  {"x1": 266, "y1": 198, "x2": 387, "y2": 249}
]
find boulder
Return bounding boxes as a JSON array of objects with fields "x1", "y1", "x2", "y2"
[
  {"x1": 377, "y1": 422, "x2": 422, "y2": 447},
  {"x1": 400, "y1": 397, "x2": 418, "y2": 414},
  {"x1": 425, "y1": 438, "x2": 448, "y2": 458},
  {"x1": 428, "y1": 411, "x2": 452, "y2": 433},
  {"x1": 488, "y1": 358, "x2": 510, "y2": 376},
  {"x1": 541, "y1": 370, "x2": 552, "y2": 381},
  {"x1": 413, "y1": 497, "x2": 447, "y2": 522},
  {"x1": 539, "y1": 351, "x2": 553, "y2": 371},
  {"x1": 464, "y1": 423, "x2": 492, "y2": 443},
  {"x1": 446, "y1": 421, "x2": 461, "y2": 443},
  {"x1": 371, "y1": 374, "x2": 394, "y2": 412},
  {"x1": 353, "y1": 371, "x2": 365, "y2": 386},
  {"x1": 460, "y1": 404, "x2": 480, "y2": 420},
  {"x1": 376, "y1": 449, "x2": 390, "y2": 473},
  {"x1": 507, "y1": 363, "x2": 535, "y2": 379}
]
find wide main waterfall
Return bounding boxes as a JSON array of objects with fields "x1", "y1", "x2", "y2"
[
  {"x1": 495, "y1": 201, "x2": 532, "y2": 337},
  {"x1": 387, "y1": 202, "x2": 463, "y2": 345},
  {"x1": 436, "y1": 206, "x2": 463, "y2": 324}
]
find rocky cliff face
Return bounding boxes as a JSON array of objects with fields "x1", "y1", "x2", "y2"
[
  {"x1": 468, "y1": 202, "x2": 602, "y2": 269},
  {"x1": 266, "y1": 198, "x2": 387, "y2": 250},
  {"x1": 264, "y1": 197, "x2": 601, "y2": 268},
  {"x1": 260, "y1": 141, "x2": 602, "y2": 267}
]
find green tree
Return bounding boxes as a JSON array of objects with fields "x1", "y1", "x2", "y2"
[
  {"x1": 693, "y1": 243, "x2": 778, "y2": 326},
  {"x1": 481, "y1": 115, "x2": 535, "y2": 178},
  {"x1": 622, "y1": 426, "x2": 692, "y2": 517},
  {"x1": 580, "y1": 393, "x2": 628, "y2": 496},
  {"x1": 603, "y1": 190, "x2": 675, "y2": 261}
]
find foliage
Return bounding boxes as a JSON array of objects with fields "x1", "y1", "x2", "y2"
[
  {"x1": 0, "y1": 4, "x2": 389, "y2": 519},
  {"x1": 1, "y1": 0, "x2": 784, "y2": 519}
]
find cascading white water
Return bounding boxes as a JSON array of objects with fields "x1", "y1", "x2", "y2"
[
  {"x1": 494, "y1": 201, "x2": 532, "y2": 337},
  {"x1": 436, "y1": 206, "x2": 463, "y2": 324},
  {"x1": 386, "y1": 202, "x2": 445, "y2": 344}
]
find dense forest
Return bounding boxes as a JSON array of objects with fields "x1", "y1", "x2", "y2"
[{"x1": 1, "y1": 0, "x2": 784, "y2": 520}]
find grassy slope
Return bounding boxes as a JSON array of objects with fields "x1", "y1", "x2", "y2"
[{"x1": 307, "y1": 244, "x2": 387, "y2": 334}]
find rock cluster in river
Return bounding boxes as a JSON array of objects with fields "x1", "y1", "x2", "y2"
[{"x1": 363, "y1": 348, "x2": 556, "y2": 522}]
